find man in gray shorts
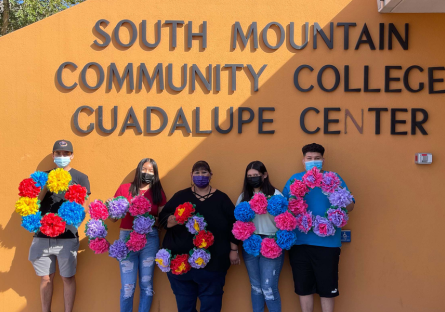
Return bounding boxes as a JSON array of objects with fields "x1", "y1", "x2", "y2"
[{"x1": 29, "y1": 140, "x2": 90, "y2": 312}]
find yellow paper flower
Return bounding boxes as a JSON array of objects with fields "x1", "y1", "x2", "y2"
[
  {"x1": 15, "y1": 197, "x2": 40, "y2": 216},
  {"x1": 194, "y1": 220, "x2": 200, "y2": 232},
  {"x1": 46, "y1": 168, "x2": 71, "y2": 193}
]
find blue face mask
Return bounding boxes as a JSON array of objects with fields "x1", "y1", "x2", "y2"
[
  {"x1": 54, "y1": 156, "x2": 71, "y2": 168},
  {"x1": 305, "y1": 160, "x2": 323, "y2": 171}
]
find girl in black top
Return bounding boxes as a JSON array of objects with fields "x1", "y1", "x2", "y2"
[{"x1": 159, "y1": 161, "x2": 239, "y2": 312}]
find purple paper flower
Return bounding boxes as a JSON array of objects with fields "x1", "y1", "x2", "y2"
[
  {"x1": 327, "y1": 208, "x2": 349, "y2": 228},
  {"x1": 107, "y1": 197, "x2": 130, "y2": 219},
  {"x1": 306, "y1": 175, "x2": 315, "y2": 183},
  {"x1": 133, "y1": 215, "x2": 155, "y2": 234},
  {"x1": 185, "y1": 215, "x2": 207, "y2": 234},
  {"x1": 188, "y1": 248, "x2": 211, "y2": 269},
  {"x1": 155, "y1": 249, "x2": 171, "y2": 272},
  {"x1": 85, "y1": 219, "x2": 107, "y2": 239},
  {"x1": 109, "y1": 239, "x2": 129, "y2": 261},
  {"x1": 328, "y1": 188, "x2": 354, "y2": 208},
  {"x1": 312, "y1": 216, "x2": 336, "y2": 237}
]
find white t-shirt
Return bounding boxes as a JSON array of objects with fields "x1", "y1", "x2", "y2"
[{"x1": 235, "y1": 189, "x2": 283, "y2": 236}]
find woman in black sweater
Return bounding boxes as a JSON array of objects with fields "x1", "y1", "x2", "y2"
[{"x1": 159, "y1": 160, "x2": 239, "y2": 312}]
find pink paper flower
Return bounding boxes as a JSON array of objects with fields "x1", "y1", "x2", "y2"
[
  {"x1": 232, "y1": 221, "x2": 256, "y2": 241},
  {"x1": 275, "y1": 211, "x2": 298, "y2": 231},
  {"x1": 89, "y1": 200, "x2": 109, "y2": 220},
  {"x1": 126, "y1": 231, "x2": 147, "y2": 252},
  {"x1": 89, "y1": 238, "x2": 110, "y2": 254},
  {"x1": 249, "y1": 193, "x2": 268, "y2": 215},
  {"x1": 289, "y1": 180, "x2": 309, "y2": 198},
  {"x1": 260, "y1": 238, "x2": 282, "y2": 259},
  {"x1": 321, "y1": 172, "x2": 341, "y2": 194},
  {"x1": 288, "y1": 198, "x2": 308, "y2": 215},
  {"x1": 302, "y1": 167, "x2": 323, "y2": 189},
  {"x1": 296, "y1": 211, "x2": 313, "y2": 234},
  {"x1": 129, "y1": 195, "x2": 152, "y2": 216}
]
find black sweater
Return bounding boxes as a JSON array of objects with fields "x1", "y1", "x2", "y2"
[{"x1": 159, "y1": 188, "x2": 238, "y2": 272}]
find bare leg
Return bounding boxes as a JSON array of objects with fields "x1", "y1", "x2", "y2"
[
  {"x1": 299, "y1": 294, "x2": 314, "y2": 312},
  {"x1": 61, "y1": 276, "x2": 76, "y2": 312},
  {"x1": 320, "y1": 297, "x2": 335, "y2": 312},
  {"x1": 40, "y1": 273, "x2": 55, "y2": 312}
]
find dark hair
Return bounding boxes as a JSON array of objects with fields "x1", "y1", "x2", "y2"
[
  {"x1": 129, "y1": 158, "x2": 164, "y2": 205},
  {"x1": 192, "y1": 160, "x2": 212, "y2": 174},
  {"x1": 241, "y1": 161, "x2": 276, "y2": 202},
  {"x1": 302, "y1": 143, "x2": 325, "y2": 156}
]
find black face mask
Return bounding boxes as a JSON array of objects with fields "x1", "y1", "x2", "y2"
[
  {"x1": 141, "y1": 173, "x2": 154, "y2": 184},
  {"x1": 247, "y1": 176, "x2": 263, "y2": 188}
]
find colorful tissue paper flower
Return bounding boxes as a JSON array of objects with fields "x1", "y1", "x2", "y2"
[
  {"x1": 21, "y1": 212, "x2": 42, "y2": 233},
  {"x1": 327, "y1": 208, "x2": 349, "y2": 228},
  {"x1": 232, "y1": 221, "x2": 256, "y2": 241},
  {"x1": 188, "y1": 248, "x2": 211, "y2": 269},
  {"x1": 174, "y1": 202, "x2": 196, "y2": 224},
  {"x1": 40, "y1": 213, "x2": 66, "y2": 237},
  {"x1": 260, "y1": 238, "x2": 282, "y2": 259},
  {"x1": 30, "y1": 171, "x2": 48, "y2": 188},
  {"x1": 249, "y1": 193, "x2": 268, "y2": 215},
  {"x1": 46, "y1": 168, "x2": 72, "y2": 193},
  {"x1": 296, "y1": 211, "x2": 313, "y2": 234},
  {"x1": 288, "y1": 198, "x2": 308, "y2": 215},
  {"x1": 329, "y1": 188, "x2": 354, "y2": 208},
  {"x1": 129, "y1": 195, "x2": 152, "y2": 216},
  {"x1": 313, "y1": 216, "x2": 336, "y2": 237},
  {"x1": 15, "y1": 197, "x2": 40, "y2": 216},
  {"x1": 107, "y1": 196, "x2": 130, "y2": 219},
  {"x1": 85, "y1": 219, "x2": 107, "y2": 239},
  {"x1": 89, "y1": 238, "x2": 110, "y2": 254},
  {"x1": 234, "y1": 202, "x2": 255, "y2": 222},
  {"x1": 275, "y1": 211, "x2": 298, "y2": 231},
  {"x1": 126, "y1": 231, "x2": 147, "y2": 252},
  {"x1": 88, "y1": 200, "x2": 109, "y2": 220},
  {"x1": 109, "y1": 239, "x2": 129, "y2": 261},
  {"x1": 58, "y1": 201, "x2": 86, "y2": 228},
  {"x1": 155, "y1": 249, "x2": 172, "y2": 272},
  {"x1": 243, "y1": 234, "x2": 262, "y2": 257},
  {"x1": 133, "y1": 215, "x2": 155, "y2": 234},
  {"x1": 302, "y1": 167, "x2": 323, "y2": 189},
  {"x1": 289, "y1": 180, "x2": 309, "y2": 198},
  {"x1": 18, "y1": 178, "x2": 41, "y2": 198},
  {"x1": 276, "y1": 230, "x2": 297, "y2": 250},
  {"x1": 267, "y1": 195, "x2": 288, "y2": 216},
  {"x1": 171, "y1": 254, "x2": 191, "y2": 275},
  {"x1": 193, "y1": 230, "x2": 214, "y2": 249},
  {"x1": 185, "y1": 214, "x2": 207, "y2": 235},
  {"x1": 64, "y1": 184, "x2": 88, "y2": 205},
  {"x1": 321, "y1": 172, "x2": 341, "y2": 194}
]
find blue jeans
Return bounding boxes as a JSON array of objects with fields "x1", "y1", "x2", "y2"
[
  {"x1": 119, "y1": 229, "x2": 159, "y2": 312},
  {"x1": 167, "y1": 269, "x2": 227, "y2": 312},
  {"x1": 242, "y1": 247, "x2": 285, "y2": 312}
]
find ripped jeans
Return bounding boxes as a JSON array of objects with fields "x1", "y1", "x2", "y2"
[
  {"x1": 242, "y1": 247, "x2": 285, "y2": 312},
  {"x1": 119, "y1": 229, "x2": 159, "y2": 312}
]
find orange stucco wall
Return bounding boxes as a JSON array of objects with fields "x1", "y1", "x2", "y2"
[{"x1": 1, "y1": 0, "x2": 444, "y2": 311}]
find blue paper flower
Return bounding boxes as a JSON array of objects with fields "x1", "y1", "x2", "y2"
[
  {"x1": 243, "y1": 234, "x2": 262, "y2": 256},
  {"x1": 21, "y1": 212, "x2": 42, "y2": 233},
  {"x1": 267, "y1": 195, "x2": 288, "y2": 216},
  {"x1": 234, "y1": 202, "x2": 255, "y2": 222},
  {"x1": 275, "y1": 230, "x2": 297, "y2": 250},
  {"x1": 30, "y1": 171, "x2": 48, "y2": 188},
  {"x1": 58, "y1": 201, "x2": 86, "y2": 228}
]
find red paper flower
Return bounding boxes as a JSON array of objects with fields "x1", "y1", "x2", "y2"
[
  {"x1": 89, "y1": 200, "x2": 109, "y2": 220},
  {"x1": 126, "y1": 231, "x2": 147, "y2": 252},
  {"x1": 174, "y1": 202, "x2": 196, "y2": 224},
  {"x1": 129, "y1": 195, "x2": 152, "y2": 216},
  {"x1": 89, "y1": 238, "x2": 110, "y2": 254},
  {"x1": 170, "y1": 254, "x2": 191, "y2": 275},
  {"x1": 18, "y1": 178, "x2": 41, "y2": 198},
  {"x1": 40, "y1": 213, "x2": 66, "y2": 237},
  {"x1": 193, "y1": 230, "x2": 214, "y2": 249},
  {"x1": 65, "y1": 184, "x2": 88, "y2": 205}
]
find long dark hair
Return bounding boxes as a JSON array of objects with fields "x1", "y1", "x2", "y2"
[
  {"x1": 241, "y1": 161, "x2": 276, "y2": 202},
  {"x1": 129, "y1": 158, "x2": 164, "y2": 205}
]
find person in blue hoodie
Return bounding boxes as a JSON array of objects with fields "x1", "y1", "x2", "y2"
[{"x1": 282, "y1": 143, "x2": 355, "y2": 312}]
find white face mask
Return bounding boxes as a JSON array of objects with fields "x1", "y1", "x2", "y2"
[{"x1": 54, "y1": 156, "x2": 71, "y2": 168}]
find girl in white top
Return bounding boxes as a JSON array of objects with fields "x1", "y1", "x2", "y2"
[{"x1": 237, "y1": 161, "x2": 284, "y2": 312}]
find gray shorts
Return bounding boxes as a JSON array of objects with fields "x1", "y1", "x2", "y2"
[{"x1": 29, "y1": 237, "x2": 79, "y2": 277}]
